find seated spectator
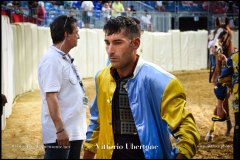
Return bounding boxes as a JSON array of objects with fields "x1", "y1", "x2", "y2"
[{"x1": 141, "y1": 10, "x2": 152, "y2": 31}]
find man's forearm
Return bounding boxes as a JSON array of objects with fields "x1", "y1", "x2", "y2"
[{"x1": 46, "y1": 92, "x2": 64, "y2": 130}]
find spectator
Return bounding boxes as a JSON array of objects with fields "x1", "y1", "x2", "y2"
[
  {"x1": 128, "y1": 5, "x2": 136, "y2": 12},
  {"x1": 202, "y1": 1, "x2": 209, "y2": 11},
  {"x1": 102, "y1": 2, "x2": 111, "y2": 24},
  {"x1": 111, "y1": 1, "x2": 125, "y2": 17},
  {"x1": 81, "y1": 1, "x2": 94, "y2": 28},
  {"x1": 12, "y1": 1, "x2": 21, "y2": 10},
  {"x1": 108, "y1": 1, "x2": 113, "y2": 8},
  {"x1": 28, "y1": 1, "x2": 38, "y2": 18},
  {"x1": 6, "y1": 2, "x2": 13, "y2": 8},
  {"x1": 141, "y1": 10, "x2": 152, "y2": 31},
  {"x1": 35, "y1": 1, "x2": 46, "y2": 26},
  {"x1": 156, "y1": 1, "x2": 165, "y2": 12},
  {"x1": 38, "y1": 15, "x2": 87, "y2": 159},
  {"x1": 127, "y1": 5, "x2": 136, "y2": 17},
  {"x1": 69, "y1": 7, "x2": 77, "y2": 17},
  {"x1": 4, "y1": 2, "x2": 14, "y2": 19}
]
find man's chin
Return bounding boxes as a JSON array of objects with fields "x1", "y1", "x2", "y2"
[{"x1": 110, "y1": 63, "x2": 119, "y2": 68}]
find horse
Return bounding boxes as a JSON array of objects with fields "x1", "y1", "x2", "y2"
[{"x1": 205, "y1": 17, "x2": 235, "y2": 141}]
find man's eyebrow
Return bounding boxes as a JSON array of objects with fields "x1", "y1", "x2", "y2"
[{"x1": 104, "y1": 39, "x2": 124, "y2": 42}]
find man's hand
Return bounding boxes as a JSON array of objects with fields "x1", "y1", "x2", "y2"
[
  {"x1": 83, "y1": 149, "x2": 95, "y2": 159},
  {"x1": 176, "y1": 153, "x2": 187, "y2": 159},
  {"x1": 56, "y1": 130, "x2": 69, "y2": 147}
]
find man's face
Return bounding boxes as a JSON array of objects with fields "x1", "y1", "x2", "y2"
[
  {"x1": 68, "y1": 23, "x2": 79, "y2": 48},
  {"x1": 104, "y1": 29, "x2": 135, "y2": 70}
]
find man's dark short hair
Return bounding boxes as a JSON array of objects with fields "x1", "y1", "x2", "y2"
[
  {"x1": 50, "y1": 15, "x2": 77, "y2": 44},
  {"x1": 103, "y1": 16, "x2": 141, "y2": 39}
]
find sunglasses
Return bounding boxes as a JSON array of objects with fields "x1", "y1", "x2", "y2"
[{"x1": 63, "y1": 16, "x2": 73, "y2": 30}]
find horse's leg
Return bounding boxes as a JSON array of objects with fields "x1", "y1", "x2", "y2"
[
  {"x1": 205, "y1": 121, "x2": 216, "y2": 141},
  {"x1": 224, "y1": 93, "x2": 232, "y2": 136},
  {"x1": 205, "y1": 103, "x2": 217, "y2": 141}
]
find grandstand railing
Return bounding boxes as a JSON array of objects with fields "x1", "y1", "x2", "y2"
[{"x1": 2, "y1": 5, "x2": 239, "y2": 32}]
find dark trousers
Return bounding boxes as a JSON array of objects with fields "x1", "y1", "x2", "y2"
[{"x1": 44, "y1": 140, "x2": 83, "y2": 159}]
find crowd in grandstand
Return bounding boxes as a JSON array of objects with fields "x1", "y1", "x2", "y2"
[{"x1": 1, "y1": 1, "x2": 239, "y2": 30}]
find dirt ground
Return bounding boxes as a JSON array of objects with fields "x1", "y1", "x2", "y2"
[{"x1": 1, "y1": 69, "x2": 235, "y2": 159}]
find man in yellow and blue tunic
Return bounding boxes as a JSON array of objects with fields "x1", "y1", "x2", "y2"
[
  {"x1": 214, "y1": 50, "x2": 239, "y2": 158},
  {"x1": 231, "y1": 51, "x2": 239, "y2": 159},
  {"x1": 83, "y1": 16, "x2": 200, "y2": 159}
]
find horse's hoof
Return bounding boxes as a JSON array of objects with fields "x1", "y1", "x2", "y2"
[{"x1": 205, "y1": 132, "x2": 214, "y2": 141}]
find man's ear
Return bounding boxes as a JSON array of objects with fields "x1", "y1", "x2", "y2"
[
  {"x1": 132, "y1": 38, "x2": 140, "y2": 49},
  {"x1": 64, "y1": 32, "x2": 69, "y2": 39}
]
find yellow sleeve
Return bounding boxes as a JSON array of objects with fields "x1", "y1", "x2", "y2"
[
  {"x1": 161, "y1": 78, "x2": 200, "y2": 159},
  {"x1": 83, "y1": 122, "x2": 100, "y2": 154}
]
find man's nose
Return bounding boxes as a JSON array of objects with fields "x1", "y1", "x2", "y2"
[{"x1": 107, "y1": 44, "x2": 115, "y2": 53}]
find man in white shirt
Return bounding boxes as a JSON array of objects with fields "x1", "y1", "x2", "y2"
[
  {"x1": 38, "y1": 15, "x2": 87, "y2": 159},
  {"x1": 156, "y1": 1, "x2": 165, "y2": 12},
  {"x1": 81, "y1": 1, "x2": 94, "y2": 28},
  {"x1": 141, "y1": 10, "x2": 152, "y2": 31}
]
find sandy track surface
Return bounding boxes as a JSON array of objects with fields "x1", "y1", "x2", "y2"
[{"x1": 1, "y1": 70, "x2": 234, "y2": 159}]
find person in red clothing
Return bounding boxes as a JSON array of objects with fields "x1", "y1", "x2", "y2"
[{"x1": 35, "y1": 1, "x2": 46, "y2": 25}]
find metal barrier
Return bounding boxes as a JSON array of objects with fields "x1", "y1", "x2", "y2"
[{"x1": 1, "y1": 5, "x2": 239, "y2": 32}]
